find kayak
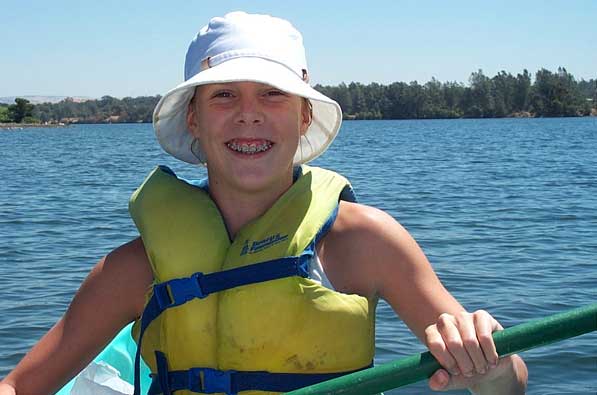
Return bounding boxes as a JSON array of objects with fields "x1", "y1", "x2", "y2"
[{"x1": 55, "y1": 323, "x2": 150, "y2": 395}]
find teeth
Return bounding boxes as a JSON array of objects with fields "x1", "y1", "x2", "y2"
[{"x1": 227, "y1": 141, "x2": 272, "y2": 155}]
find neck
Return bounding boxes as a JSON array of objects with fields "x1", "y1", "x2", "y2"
[{"x1": 207, "y1": 170, "x2": 294, "y2": 239}]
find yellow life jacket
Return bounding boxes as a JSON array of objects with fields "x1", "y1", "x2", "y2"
[{"x1": 129, "y1": 165, "x2": 376, "y2": 395}]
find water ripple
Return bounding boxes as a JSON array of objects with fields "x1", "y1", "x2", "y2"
[{"x1": 1, "y1": 120, "x2": 596, "y2": 394}]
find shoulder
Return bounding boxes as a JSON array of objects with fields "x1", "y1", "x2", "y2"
[
  {"x1": 101, "y1": 237, "x2": 152, "y2": 280},
  {"x1": 318, "y1": 201, "x2": 424, "y2": 297},
  {"x1": 334, "y1": 201, "x2": 398, "y2": 233},
  {"x1": 93, "y1": 237, "x2": 153, "y2": 319},
  {"x1": 332, "y1": 201, "x2": 418, "y2": 256},
  {"x1": 107, "y1": 237, "x2": 150, "y2": 264}
]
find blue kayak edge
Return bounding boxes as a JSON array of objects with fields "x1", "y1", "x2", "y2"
[{"x1": 55, "y1": 323, "x2": 151, "y2": 394}]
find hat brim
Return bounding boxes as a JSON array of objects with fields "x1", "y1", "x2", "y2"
[{"x1": 153, "y1": 57, "x2": 342, "y2": 165}]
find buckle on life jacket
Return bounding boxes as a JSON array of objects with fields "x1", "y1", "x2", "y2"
[
  {"x1": 154, "y1": 272, "x2": 206, "y2": 309},
  {"x1": 153, "y1": 352, "x2": 238, "y2": 395},
  {"x1": 195, "y1": 367, "x2": 236, "y2": 394}
]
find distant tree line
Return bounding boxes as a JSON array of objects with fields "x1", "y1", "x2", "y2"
[
  {"x1": 1, "y1": 67, "x2": 595, "y2": 125},
  {"x1": 316, "y1": 68, "x2": 596, "y2": 119},
  {"x1": 32, "y1": 95, "x2": 161, "y2": 124},
  {"x1": 1, "y1": 96, "x2": 161, "y2": 124}
]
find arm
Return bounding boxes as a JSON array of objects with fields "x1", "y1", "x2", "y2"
[
  {"x1": 0, "y1": 238, "x2": 153, "y2": 395},
  {"x1": 320, "y1": 202, "x2": 527, "y2": 394}
]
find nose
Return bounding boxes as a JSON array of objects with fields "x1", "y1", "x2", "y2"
[{"x1": 234, "y1": 95, "x2": 264, "y2": 125}]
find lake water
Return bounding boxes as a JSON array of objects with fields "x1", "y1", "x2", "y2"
[{"x1": 1, "y1": 118, "x2": 596, "y2": 394}]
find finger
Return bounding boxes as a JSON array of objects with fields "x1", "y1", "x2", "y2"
[
  {"x1": 428, "y1": 369, "x2": 451, "y2": 391},
  {"x1": 425, "y1": 324, "x2": 460, "y2": 376},
  {"x1": 474, "y1": 311, "x2": 500, "y2": 367},
  {"x1": 437, "y1": 313, "x2": 475, "y2": 377},
  {"x1": 456, "y1": 311, "x2": 488, "y2": 375}
]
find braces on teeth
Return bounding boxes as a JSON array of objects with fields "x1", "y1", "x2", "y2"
[{"x1": 227, "y1": 141, "x2": 272, "y2": 154}]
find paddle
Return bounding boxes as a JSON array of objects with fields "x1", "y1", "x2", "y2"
[{"x1": 285, "y1": 303, "x2": 597, "y2": 395}]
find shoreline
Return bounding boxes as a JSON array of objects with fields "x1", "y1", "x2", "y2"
[
  {"x1": 343, "y1": 111, "x2": 596, "y2": 120},
  {"x1": 2, "y1": 113, "x2": 595, "y2": 130},
  {"x1": 0, "y1": 123, "x2": 69, "y2": 130}
]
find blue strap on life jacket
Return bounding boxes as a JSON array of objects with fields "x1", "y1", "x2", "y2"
[
  {"x1": 152, "y1": 254, "x2": 312, "y2": 310},
  {"x1": 149, "y1": 351, "x2": 372, "y2": 395},
  {"x1": 133, "y1": 204, "x2": 340, "y2": 395},
  {"x1": 133, "y1": 250, "x2": 313, "y2": 394}
]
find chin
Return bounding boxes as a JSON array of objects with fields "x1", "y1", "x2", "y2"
[{"x1": 207, "y1": 152, "x2": 294, "y2": 192}]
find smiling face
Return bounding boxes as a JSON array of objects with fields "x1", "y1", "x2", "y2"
[{"x1": 187, "y1": 81, "x2": 311, "y2": 195}]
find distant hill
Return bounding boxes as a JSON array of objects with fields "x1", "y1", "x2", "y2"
[{"x1": 0, "y1": 96, "x2": 92, "y2": 105}]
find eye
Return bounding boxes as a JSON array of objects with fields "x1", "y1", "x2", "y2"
[
  {"x1": 212, "y1": 90, "x2": 234, "y2": 99},
  {"x1": 266, "y1": 89, "x2": 287, "y2": 97}
]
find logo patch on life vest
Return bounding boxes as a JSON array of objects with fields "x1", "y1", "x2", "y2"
[{"x1": 240, "y1": 233, "x2": 289, "y2": 255}]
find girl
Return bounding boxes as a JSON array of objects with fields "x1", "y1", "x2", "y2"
[{"x1": 1, "y1": 12, "x2": 527, "y2": 395}]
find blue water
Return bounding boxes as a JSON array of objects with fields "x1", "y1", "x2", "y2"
[{"x1": 1, "y1": 118, "x2": 596, "y2": 394}]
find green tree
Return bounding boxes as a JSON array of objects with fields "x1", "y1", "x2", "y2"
[
  {"x1": 348, "y1": 82, "x2": 366, "y2": 116},
  {"x1": 576, "y1": 79, "x2": 597, "y2": 110},
  {"x1": 491, "y1": 71, "x2": 517, "y2": 117},
  {"x1": 335, "y1": 83, "x2": 353, "y2": 115},
  {"x1": 468, "y1": 70, "x2": 494, "y2": 117},
  {"x1": 513, "y1": 70, "x2": 531, "y2": 112},
  {"x1": 424, "y1": 78, "x2": 444, "y2": 117},
  {"x1": 0, "y1": 105, "x2": 10, "y2": 122},
  {"x1": 531, "y1": 67, "x2": 583, "y2": 116},
  {"x1": 8, "y1": 98, "x2": 35, "y2": 123},
  {"x1": 442, "y1": 81, "x2": 465, "y2": 117},
  {"x1": 363, "y1": 82, "x2": 386, "y2": 119},
  {"x1": 385, "y1": 82, "x2": 407, "y2": 118}
]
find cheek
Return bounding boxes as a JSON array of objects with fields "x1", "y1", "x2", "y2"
[
  {"x1": 195, "y1": 111, "x2": 224, "y2": 141},
  {"x1": 279, "y1": 112, "x2": 304, "y2": 139}
]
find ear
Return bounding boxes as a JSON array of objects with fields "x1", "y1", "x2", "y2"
[
  {"x1": 300, "y1": 98, "x2": 312, "y2": 136},
  {"x1": 186, "y1": 89, "x2": 202, "y2": 139}
]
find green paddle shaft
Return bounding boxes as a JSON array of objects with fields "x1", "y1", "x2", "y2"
[{"x1": 286, "y1": 303, "x2": 597, "y2": 395}]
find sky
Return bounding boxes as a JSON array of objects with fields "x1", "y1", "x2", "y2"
[{"x1": 1, "y1": 0, "x2": 595, "y2": 99}]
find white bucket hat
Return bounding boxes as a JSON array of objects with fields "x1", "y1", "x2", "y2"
[{"x1": 153, "y1": 11, "x2": 343, "y2": 165}]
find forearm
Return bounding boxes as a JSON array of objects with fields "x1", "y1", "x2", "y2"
[
  {"x1": 1, "y1": 318, "x2": 96, "y2": 395},
  {"x1": 2, "y1": 244, "x2": 149, "y2": 394},
  {"x1": 470, "y1": 354, "x2": 528, "y2": 395}
]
